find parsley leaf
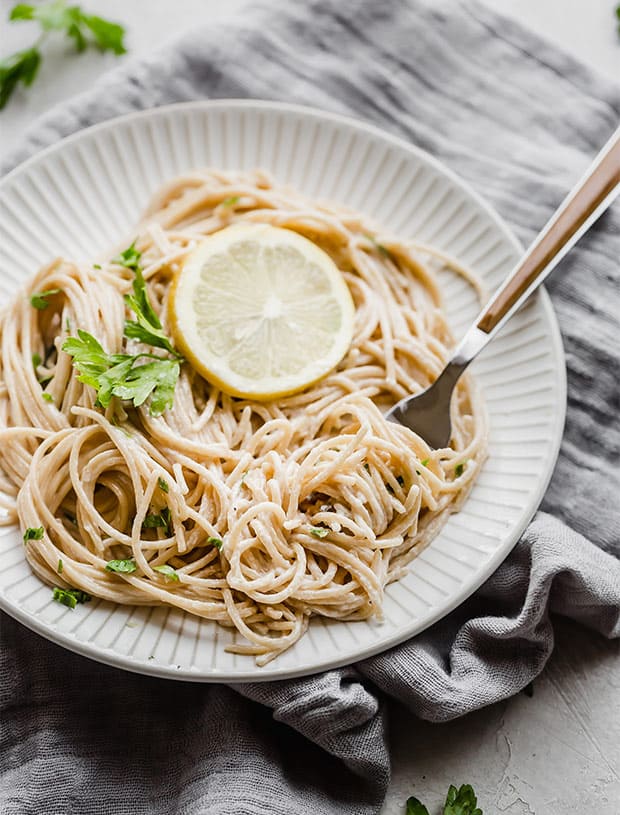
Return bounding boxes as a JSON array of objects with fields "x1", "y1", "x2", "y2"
[
  {"x1": 112, "y1": 240, "x2": 141, "y2": 272},
  {"x1": 454, "y1": 462, "x2": 466, "y2": 478},
  {"x1": 443, "y1": 784, "x2": 482, "y2": 815},
  {"x1": 310, "y1": 526, "x2": 329, "y2": 538},
  {"x1": 115, "y1": 241, "x2": 181, "y2": 356},
  {"x1": 11, "y1": 2, "x2": 74, "y2": 30},
  {"x1": 79, "y1": 14, "x2": 125, "y2": 54},
  {"x1": 42, "y1": 392, "x2": 54, "y2": 402},
  {"x1": 30, "y1": 288, "x2": 61, "y2": 310},
  {"x1": 0, "y1": 46, "x2": 40, "y2": 109},
  {"x1": 105, "y1": 558, "x2": 137, "y2": 573},
  {"x1": 23, "y1": 526, "x2": 44, "y2": 542},
  {"x1": 62, "y1": 329, "x2": 119, "y2": 391},
  {"x1": 52, "y1": 586, "x2": 91, "y2": 608},
  {"x1": 153, "y1": 564, "x2": 179, "y2": 581},
  {"x1": 406, "y1": 784, "x2": 482, "y2": 815},
  {"x1": 208, "y1": 536, "x2": 223, "y2": 549},
  {"x1": 143, "y1": 508, "x2": 172, "y2": 534},
  {"x1": 420, "y1": 459, "x2": 429, "y2": 468},
  {"x1": 124, "y1": 266, "x2": 177, "y2": 354},
  {"x1": 221, "y1": 195, "x2": 240, "y2": 207},
  {"x1": 62, "y1": 330, "x2": 180, "y2": 416},
  {"x1": 57, "y1": 558, "x2": 63, "y2": 573},
  {"x1": 108, "y1": 358, "x2": 180, "y2": 413},
  {"x1": 406, "y1": 798, "x2": 431, "y2": 815}
]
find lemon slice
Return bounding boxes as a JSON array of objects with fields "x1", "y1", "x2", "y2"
[{"x1": 169, "y1": 223, "x2": 355, "y2": 400}]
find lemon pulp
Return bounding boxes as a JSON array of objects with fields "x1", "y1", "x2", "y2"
[{"x1": 168, "y1": 223, "x2": 355, "y2": 400}]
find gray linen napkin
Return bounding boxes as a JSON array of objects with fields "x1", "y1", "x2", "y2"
[{"x1": 1, "y1": 1, "x2": 619, "y2": 813}]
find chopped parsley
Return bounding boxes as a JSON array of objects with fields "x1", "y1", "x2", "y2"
[
  {"x1": 157, "y1": 477, "x2": 169, "y2": 493},
  {"x1": 30, "y1": 288, "x2": 60, "y2": 310},
  {"x1": 221, "y1": 195, "x2": 240, "y2": 207},
  {"x1": 105, "y1": 557, "x2": 137, "y2": 573},
  {"x1": 93, "y1": 263, "x2": 102, "y2": 270},
  {"x1": 208, "y1": 536, "x2": 223, "y2": 550},
  {"x1": 143, "y1": 508, "x2": 172, "y2": 534},
  {"x1": 52, "y1": 586, "x2": 91, "y2": 608},
  {"x1": 420, "y1": 459, "x2": 429, "y2": 467},
  {"x1": 111, "y1": 240, "x2": 141, "y2": 272},
  {"x1": 41, "y1": 392, "x2": 54, "y2": 402},
  {"x1": 455, "y1": 461, "x2": 466, "y2": 477},
  {"x1": 23, "y1": 526, "x2": 44, "y2": 542},
  {"x1": 57, "y1": 558, "x2": 63, "y2": 574},
  {"x1": 153, "y1": 564, "x2": 179, "y2": 581},
  {"x1": 32, "y1": 352, "x2": 41, "y2": 369},
  {"x1": 366, "y1": 234, "x2": 392, "y2": 259},
  {"x1": 310, "y1": 526, "x2": 329, "y2": 538}
]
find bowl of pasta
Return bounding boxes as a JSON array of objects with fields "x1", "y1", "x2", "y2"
[{"x1": 0, "y1": 101, "x2": 565, "y2": 680}]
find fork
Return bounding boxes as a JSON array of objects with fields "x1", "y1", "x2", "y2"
[{"x1": 386, "y1": 126, "x2": 620, "y2": 448}]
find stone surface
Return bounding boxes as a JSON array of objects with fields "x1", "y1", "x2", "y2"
[
  {"x1": 1, "y1": 2, "x2": 619, "y2": 813},
  {"x1": 384, "y1": 620, "x2": 619, "y2": 814}
]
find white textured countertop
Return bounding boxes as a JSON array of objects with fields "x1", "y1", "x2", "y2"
[{"x1": 1, "y1": 1, "x2": 619, "y2": 813}]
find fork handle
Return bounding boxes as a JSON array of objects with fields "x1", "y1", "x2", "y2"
[{"x1": 476, "y1": 125, "x2": 620, "y2": 335}]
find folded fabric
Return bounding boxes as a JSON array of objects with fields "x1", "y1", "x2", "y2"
[{"x1": 1, "y1": 1, "x2": 619, "y2": 813}]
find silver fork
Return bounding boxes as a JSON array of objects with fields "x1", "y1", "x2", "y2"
[{"x1": 387, "y1": 126, "x2": 620, "y2": 448}]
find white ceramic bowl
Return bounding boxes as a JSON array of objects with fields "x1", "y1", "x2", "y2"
[{"x1": 0, "y1": 101, "x2": 566, "y2": 681}]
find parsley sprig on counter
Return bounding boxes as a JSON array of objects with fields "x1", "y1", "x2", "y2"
[
  {"x1": 406, "y1": 784, "x2": 482, "y2": 815},
  {"x1": 1, "y1": 1, "x2": 126, "y2": 110},
  {"x1": 62, "y1": 243, "x2": 182, "y2": 417}
]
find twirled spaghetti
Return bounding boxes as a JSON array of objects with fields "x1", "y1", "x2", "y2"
[{"x1": 0, "y1": 170, "x2": 486, "y2": 664}]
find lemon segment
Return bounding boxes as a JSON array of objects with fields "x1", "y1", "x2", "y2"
[{"x1": 168, "y1": 223, "x2": 355, "y2": 400}]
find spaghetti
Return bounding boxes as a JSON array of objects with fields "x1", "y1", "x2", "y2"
[{"x1": 0, "y1": 170, "x2": 486, "y2": 664}]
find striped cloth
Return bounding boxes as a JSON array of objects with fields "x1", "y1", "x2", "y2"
[{"x1": 1, "y1": 2, "x2": 619, "y2": 813}]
